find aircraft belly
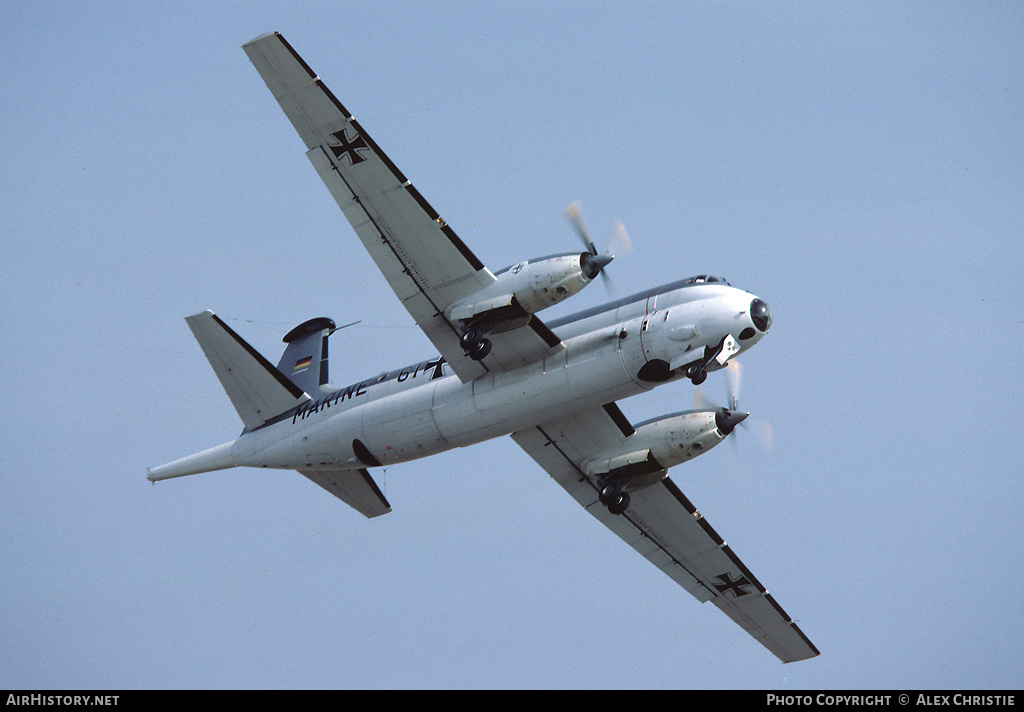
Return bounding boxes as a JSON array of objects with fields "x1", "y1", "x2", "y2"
[
  {"x1": 234, "y1": 409, "x2": 365, "y2": 471},
  {"x1": 432, "y1": 346, "x2": 641, "y2": 447},
  {"x1": 233, "y1": 318, "x2": 652, "y2": 471},
  {"x1": 359, "y1": 385, "x2": 449, "y2": 465}
]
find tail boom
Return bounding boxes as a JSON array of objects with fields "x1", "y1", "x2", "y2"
[{"x1": 147, "y1": 441, "x2": 237, "y2": 482}]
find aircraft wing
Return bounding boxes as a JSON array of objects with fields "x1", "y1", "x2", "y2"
[
  {"x1": 298, "y1": 468, "x2": 392, "y2": 519},
  {"x1": 243, "y1": 32, "x2": 561, "y2": 382},
  {"x1": 511, "y1": 406, "x2": 820, "y2": 663}
]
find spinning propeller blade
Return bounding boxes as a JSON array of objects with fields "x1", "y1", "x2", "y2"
[
  {"x1": 694, "y1": 361, "x2": 747, "y2": 438},
  {"x1": 612, "y1": 220, "x2": 633, "y2": 256},
  {"x1": 564, "y1": 201, "x2": 597, "y2": 255},
  {"x1": 694, "y1": 361, "x2": 774, "y2": 454},
  {"x1": 724, "y1": 360, "x2": 742, "y2": 412},
  {"x1": 564, "y1": 202, "x2": 632, "y2": 293}
]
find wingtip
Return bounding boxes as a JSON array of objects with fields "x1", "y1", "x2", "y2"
[{"x1": 243, "y1": 31, "x2": 281, "y2": 48}]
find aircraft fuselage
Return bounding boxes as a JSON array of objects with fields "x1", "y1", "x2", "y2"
[{"x1": 229, "y1": 279, "x2": 767, "y2": 474}]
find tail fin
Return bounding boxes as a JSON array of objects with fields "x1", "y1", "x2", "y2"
[
  {"x1": 185, "y1": 310, "x2": 310, "y2": 429},
  {"x1": 277, "y1": 317, "x2": 336, "y2": 397}
]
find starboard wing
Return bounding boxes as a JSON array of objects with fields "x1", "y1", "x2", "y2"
[
  {"x1": 243, "y1": 32, "x2": 561, "y2": 382},
  {"x1": 511, "y1": 405, "x2": 819, "y2": 663}
]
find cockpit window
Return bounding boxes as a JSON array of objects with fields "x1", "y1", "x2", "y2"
[{"x1": 684, "y1": 274, "x2": 730, "y2": 286}]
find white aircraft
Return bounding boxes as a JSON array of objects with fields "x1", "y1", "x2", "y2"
[{"x1": 149, "y1": 32, "x2": 818, "y2": 663}]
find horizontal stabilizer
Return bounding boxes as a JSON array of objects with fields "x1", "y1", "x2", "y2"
[
  {"x1": 185, "y1": 311, "x2": 310, "y2": 430},
  {"x1": 298, "y1": 468, "x2": 392, "y2": 518}
]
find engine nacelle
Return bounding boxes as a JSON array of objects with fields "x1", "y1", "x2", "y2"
[
  {"x1": 447, "y1": 252, "x2": 605, "y2": 328},
  {"x1": 582, "y1": 410, "x2": 738, "y2": 491}
]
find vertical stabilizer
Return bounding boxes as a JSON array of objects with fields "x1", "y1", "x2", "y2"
[{"x1": 277, "y1": 317, "x2": 336, "y2": 397}]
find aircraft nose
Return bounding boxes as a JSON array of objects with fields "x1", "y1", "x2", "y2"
[{"x1": 750, "y1": 298, "x2": 772, "y2": 333}]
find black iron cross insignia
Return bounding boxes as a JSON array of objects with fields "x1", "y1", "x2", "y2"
[
  {"x1": 328, "y1": 128, "x2": 370, "y2": 165},
  {"x1": 713, "y1": 572, "x2": 753, "y2": 598}
]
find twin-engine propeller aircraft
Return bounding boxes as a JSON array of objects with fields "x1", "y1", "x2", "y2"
[{"x1": 148, "y1": 32, "x2": 818, "y2": 663}]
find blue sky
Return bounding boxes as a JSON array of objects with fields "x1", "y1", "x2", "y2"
[{"x1": 2, "y1": 1, "x2": 1022, "y2": 689}]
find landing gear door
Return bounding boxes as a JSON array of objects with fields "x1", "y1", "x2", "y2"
[{"x1": 715, "y1": 333, "x2": 740, "y2": 366}]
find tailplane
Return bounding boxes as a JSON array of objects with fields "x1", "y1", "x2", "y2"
[
  {"x1": 184, "y1": 310, "x2": 310, "y2": 430},
  {"x1": 150, "y1": 312, "x2": 392, "y2": 517}
]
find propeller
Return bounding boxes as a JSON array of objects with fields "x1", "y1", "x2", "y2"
[
  {"x1": 694, "y1": 361, "x2": 749, "y2": 438},
  {"x1": 703, "y1": 361, "x2": 774, "y2": 451},
  {"x1": 564, "y1": 202, "x2": 632, "y2": 291}
]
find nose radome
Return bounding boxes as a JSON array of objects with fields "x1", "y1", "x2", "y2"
[{"x1": 750, "y1": 298, "x2": 772, "y2": 333}]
